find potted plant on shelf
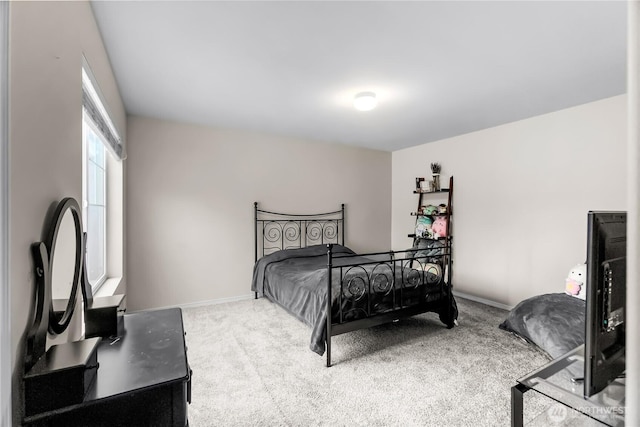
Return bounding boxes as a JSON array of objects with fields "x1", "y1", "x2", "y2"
[{"x1": 430, "y1": 162, "x2": 442, "y2": 191}]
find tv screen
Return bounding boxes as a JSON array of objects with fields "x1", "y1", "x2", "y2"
[{"x1": 584, "y1": 211, "x2": 626, "y2": 397}]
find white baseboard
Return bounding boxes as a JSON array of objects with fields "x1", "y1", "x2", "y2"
[
  {"x1": 453, "y1": 290, "x2": 513, "y2": 311},
  {"x1": 139, "y1": 293, "x2": 256, "y2": 312},
  {"x1": 179, "y1": 293, "x2": 255, "y2": 309}
]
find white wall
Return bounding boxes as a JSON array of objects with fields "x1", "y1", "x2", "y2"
[
  {"x1": 126, "y1": 116, "x2": 391, "y2": 311},
  {"x1": 9, "y1": 2, "x2": 125, "y2": 424},
  {"x1": 626, "y1": 2, "x2": 640, "y2": 422},
  {"x1": 0, "y1": 2, "x2": 8, "y2": 425},
  {"x1": 392, "y1": 95, "x2": 627, "y2": 308}
]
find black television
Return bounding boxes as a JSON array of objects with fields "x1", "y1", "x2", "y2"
[{"x1": 584, "y1": 211, "x2": 626, "y2": 397}]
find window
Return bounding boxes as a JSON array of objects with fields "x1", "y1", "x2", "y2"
[
  {"x1": 82, "y1": 62, "x2": 124, "y2": 293},
  {"x1": 83, "y1": 113, "x2": 107, "y2": 289}
]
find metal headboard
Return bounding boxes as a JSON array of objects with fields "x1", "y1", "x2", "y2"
[{"x1": 254, "y1": 202, "x2": 345, "y2": 262}]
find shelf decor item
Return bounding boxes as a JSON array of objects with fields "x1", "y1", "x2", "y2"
[
  {"x1": 430, "y1": 162, "x2": 441, "y2": 191},
  {"x1": 420, "y1": 180, "x2": 432, "y2": 192}
]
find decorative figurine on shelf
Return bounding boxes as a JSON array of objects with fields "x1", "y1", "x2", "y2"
[
  {"x1": 432, "y1": 216, "x2": 448, "y2": 238},
  {"x1": 423, "y1": 205, "x2": 439, "y2": 216},
  {"x1": 415, "y1": 177, "x2": 425, "y2": 191},
  {"x1": 430, "y1": 162, "x2": 441, "y2": 191},
  {"x1": 565, "y1": 263, "x2": 587, "y2": 300},
  {"x1": 415, "y1": 216, "x2": 433, "y2": 238}
]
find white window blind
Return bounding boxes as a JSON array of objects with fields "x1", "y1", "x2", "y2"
[{"x1": 81, "y1": 62, "x2": 124, "y2": 160}]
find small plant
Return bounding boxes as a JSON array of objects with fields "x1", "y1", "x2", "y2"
[{"x1": 430, "y1": 163, "x2": 441, "y2": 174}]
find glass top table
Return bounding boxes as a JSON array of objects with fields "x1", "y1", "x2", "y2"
[{"x1": 511, "y1": 345, "x2": 625, "y2": 426}]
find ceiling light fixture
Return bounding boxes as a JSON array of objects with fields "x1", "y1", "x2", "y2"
[{"x1": 353, "y1": 91, "x2": 377, "y2": 111}]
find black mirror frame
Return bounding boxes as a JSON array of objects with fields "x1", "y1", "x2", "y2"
[
  {"x1": 25, "y1": 197, "x2": 85, "y2": 373},
  {"x1": 45, "y1": 197, "x2": 84, "y2": 334}
]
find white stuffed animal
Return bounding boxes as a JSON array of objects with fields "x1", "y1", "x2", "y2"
[{"x1": 565, "y1": 263, "x2": 587, "y2": 300}]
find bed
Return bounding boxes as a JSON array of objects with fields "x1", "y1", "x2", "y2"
[{"x1": 251, "y1": 203, "x2": 458, "y2": 366}]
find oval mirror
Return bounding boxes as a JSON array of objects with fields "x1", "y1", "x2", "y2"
[{"x1": 45, "y1": 198, "x2": 83, "y2": 335}]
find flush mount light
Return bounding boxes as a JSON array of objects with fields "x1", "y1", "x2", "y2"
[{"x1": 353, "y1": 91, "x2": 377, "y2": 111}]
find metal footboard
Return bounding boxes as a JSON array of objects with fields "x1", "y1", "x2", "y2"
[{"x1": 325, "y1": 243, "x2": 453, "y2": 367}]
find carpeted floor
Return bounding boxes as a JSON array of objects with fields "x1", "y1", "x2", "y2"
[{"x1": 182, "y1": 297, "x2": 555, "y2": 426}]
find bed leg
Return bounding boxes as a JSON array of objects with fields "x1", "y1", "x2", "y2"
[
  {"x1": 254, "y1": 291, "x2": 257, "y2": 299},
  {"x1": 326, "y1": 244, "x2": 333, "y2": 367}
]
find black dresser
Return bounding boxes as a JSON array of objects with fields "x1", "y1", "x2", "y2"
[{"x1": 23, "y1": 308, "x2": 192, "y2": 427}]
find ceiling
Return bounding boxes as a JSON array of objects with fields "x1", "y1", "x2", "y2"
[{"x1": 90, "y1": 1, "x2": 627, "y2": 152}]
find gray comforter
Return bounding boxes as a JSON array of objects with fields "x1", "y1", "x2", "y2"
[
  {"x1": 252, "y1": 245, "x2": 356, "y2": 354},
  {"x1": 252, "y1": 244, "x2": 450, "y2": 355}
]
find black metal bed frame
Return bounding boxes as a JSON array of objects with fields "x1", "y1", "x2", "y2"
[
  {"x1": 254, "y1": 202, "x2": 455, "y2": 366},
  {"x1": 254, "y1": 202, "x2": 345, "y2": 261}
]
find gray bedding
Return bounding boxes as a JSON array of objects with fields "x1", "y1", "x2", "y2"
[
  {"x1": 499, "y1": 293, "x2": 585, "y2": 359},
  {"x1": 252, "y1": 244, "x2": 452, "y2": 355},
  {"x1": 252, "y1": 245, "x2": 353, "y2": 354}
]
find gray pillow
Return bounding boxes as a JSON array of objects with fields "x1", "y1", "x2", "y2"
[
  {"x1": 499, "y1": 293, "x2": 585, "y2": 359},
  {"x1": 410, "y1": 239, "x2": 444, "y2": 263}
]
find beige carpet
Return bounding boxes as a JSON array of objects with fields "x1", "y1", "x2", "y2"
[{"x1": 182, "y1": 297, "x2": 554, "y2": 426}]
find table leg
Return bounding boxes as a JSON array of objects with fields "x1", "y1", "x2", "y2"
[{"x1": 511, "y1": 383, "x2": 528, "y2": 427}]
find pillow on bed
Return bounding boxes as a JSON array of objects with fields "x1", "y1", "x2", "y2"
[{"x1": 499, "y1": 293, "x2": 585, "y2": 359}]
